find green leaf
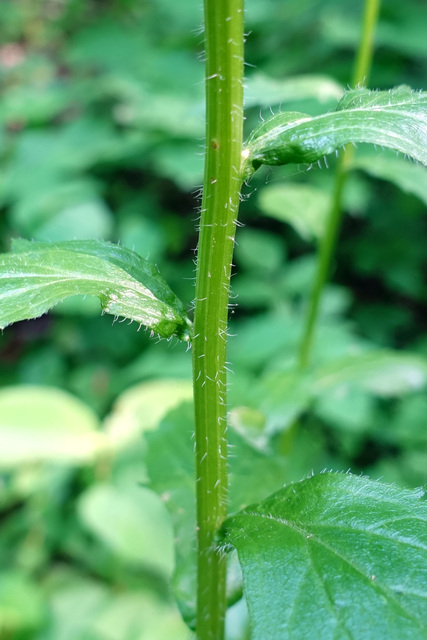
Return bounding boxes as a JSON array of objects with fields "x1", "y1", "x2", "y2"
[
  {"x1": 11, "y1": 180, "x2": 114, "y2": 242},
  {"x1": 261, "y1": 350, "x2": 427, "y2": 435},
  {"x1": 41, "y1": 570, "x2": 191, "y2": 640},
  {"x1": 245, "y1": 73, "x2": 343, "y2": 108},
  {"x1": 0, "y1": 240, "x2": 191, "y2": 341},
  {"x1": 352, "y1": 152, "x2": 427, "y2": 207},
  {"x1": 314, "y1": 351, "x2": 427, "y2": 397},
  {"x1": 314, "y1": 386, "x2": 375, "y2": 435},
  {"x1": 0, "y1": 386, "x2": 105, "y2": 468},
  {"x1": 257, "y1": 183, "x2": 331, "y2": 240},
  {"x1": 89, "y1": 590, "x2": 192, "y2": 640},
  {"x1": 243, "y1": 87, "x2": 427, "y2": 178},
  {"x1": 105, "y1": 379, "x2": 193, "y2": 451},
  {"x1": 234, "y1": 227, "x2": 285, "y2": 273},
  {"x1": 221, "y1": 472, "x2": 427, "y2": 640},
  {"x1": 77, "y1": 484, "x2": 174, "y2": 576},
  {"x1": 0, "y1": 571, "x2": 46, "y2": 635}
]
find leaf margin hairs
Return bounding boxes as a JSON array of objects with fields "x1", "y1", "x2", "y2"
[
  {"x1": 0, "y1": 239, "x2": 192, "y2": 341},
  {"x1": 241, "y1": 86, "x2": 427, "y2": 179}
]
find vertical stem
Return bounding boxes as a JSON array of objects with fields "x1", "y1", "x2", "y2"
[
  {"x1": 352, "y1": 0, "x2": 382, "y2": 87},
  {"x1": 192, "y1": 0, "x2": 244, "y2": 639},
  {"x1": 298, "y1": 0, "x2": 381, "y2": 370}
]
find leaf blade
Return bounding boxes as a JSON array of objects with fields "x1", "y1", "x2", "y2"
[
  {"x1": 221, "y1": 473, "x2": 427, "y2": 640},
  {"x1": 243, "y1": 87, "x2": 427, "y2": 178},
  {"x1": 0, "y1": 240, "x2": 191, "y2": 341},
  {"x1": 0, "y1": 386, "x2": 105, "y2": 467}
]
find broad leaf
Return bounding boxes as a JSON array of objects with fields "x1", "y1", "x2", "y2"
[
  {"x1": 257, "y1": 183, "x2": 331, "y2": 240},
  {"x1": 245, "y1": 73, "x2": 343, "y2": 108},
  {"x1": 242, "y1": 86, "x2": 427, "y2": 178},
  {"x1": 0, "y1": 386, "x2": 105, "y2": 468},
  {"x1": 0, "y1": 240, "x2": 191, "y2": 341},
  {"x1": 352, "y1": 152, "x2": 427, "y2": 207},
  {"x1": 41, "y1": 570, "x2": 191, "y2": 640},
  {"x1": 260, "y1": 350, "x2": 427, "y2": 434},
  {"x1": 105, "y1": 379, "x2": 193, "y2": 450},
  {"x1": 77, "y1": 484, "x2": 174, "y2": 576},
  {"x1": 314, "y1": 350, "x2": 427, "y2": 397},
  {"x1": 221, "y1": 472, "x2": 427, "y2": 640},
  {"x1": 0, "y1": 572, "x2": 46, "y2": 636}
]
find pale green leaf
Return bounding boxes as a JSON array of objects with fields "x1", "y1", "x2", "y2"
[
  {"x1": 314, "y1": 351, "x2": 427, "y2": 397},
  {"x1": 243, "y1": 87, "x2": 427, "y2": 178},
  {"x1": 221, "y1": 473, "x2": 427, "y2": 640},
  {"x1": 77, "y1": 484, "x2": 174, "y2": 576},
  {"x1": 245, "y1": 73, "x2": 343, "y2": 108},
  {"x1": 0, "y1": 386, "x2": 105, "y2": 468},
  {"x1": 0, "y1": 572, "x2": 46, "y2": 635},
  {"x1": 0, "y1": 240, "x2": 191, "y2": 341},
  {"x1": 260, "y1": 350, "x2": 427, "y2": 435},
  {"x1": 41, "y1": 570, "x2": 191, "y2": 640},
  {"x1": 90, "y1": 591, "x2": 192, "y2": 640},
  {"x1": 352, "y1": 152, "x2": 427, "y2": 207},
  {"x1": 104, "y1": 379, "x2": 193, "y2": 450},
  {"x1": 257, "y1": 183, "x2": 331, "y2": 240}
]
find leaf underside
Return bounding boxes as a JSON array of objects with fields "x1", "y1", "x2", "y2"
[
  {"x1": 221, "y1": 472, "x2": 427, "y2": 640},
  {"x1": 0, "y1": 239, "x2": 191, "y2": 341},
  {"x1": 242, "y1": 86, "x2": 427, "y2": 178}
]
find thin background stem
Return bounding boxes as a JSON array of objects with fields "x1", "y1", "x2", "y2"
[
  {"x1": 298, "y1": 0, "x2": 381, "y2": 370},
  {"x1": 192, "y1": 0, "x2": 244, "y2": 638}
]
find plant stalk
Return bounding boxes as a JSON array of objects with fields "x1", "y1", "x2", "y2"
[
  {"x1": 192, "y1": 0, "x2": 244, "y2": 638},
  {"x1": 298, "y1": 0, "x2": 381, "y2": 370}
]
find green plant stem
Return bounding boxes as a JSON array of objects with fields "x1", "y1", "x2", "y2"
[
  {"x1": 352, "y1": 0, "x2": 382, "y2": 87},
  {"x1": 192, "y1": 0, "x2": 244, "y2": 638},
  {"x1": 298, "y1": 0, "x2": 381, "y2": 370}
]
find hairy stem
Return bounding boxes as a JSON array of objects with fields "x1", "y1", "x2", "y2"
[
  {"x1": 298, "y1": 0, "x2": 381, "y2": 370},
  {"x1": 192, "y1": 0, "x2": 244, "y2": 638}
]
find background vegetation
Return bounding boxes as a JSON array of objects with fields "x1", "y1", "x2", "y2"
[{"x1": 0, "y1": 0, "x2": 426, "y2": 638}]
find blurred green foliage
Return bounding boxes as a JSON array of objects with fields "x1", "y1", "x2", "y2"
[{"x1": 0, "y1": 0, "x2": 426, "y2": 637}]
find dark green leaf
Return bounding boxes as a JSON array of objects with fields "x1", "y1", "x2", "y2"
[
  {"x1": 0, "y1": 240, "x2": 191, "y2": 341},
  {"x1": 243, "y1": 87, "x2": 427, "y2": 178},
  {"x1": 221, "y1": 472, "x2": 427, "y2": 640}
]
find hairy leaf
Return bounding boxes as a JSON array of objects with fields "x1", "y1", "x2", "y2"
[
  {"x1": 221, "y1": 472, "x2": 427, "y2": 640},
  {"x1": 0, "y1": 240, "x2": 191, "y2": 341},
  {"x1": 242, "y1": 86, "x2": 427, "y2": 178}
]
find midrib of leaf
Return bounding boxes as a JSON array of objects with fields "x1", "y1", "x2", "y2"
[
  {"x1": 0, "y1": 255, "x2": 157, "y2": 296},
  {"x1": 0, "y1": 242, "x2": 190, "y2": 338},
  {"x1": 1, "y1": 273, "x2": 156, "y2": 300},
  {"x1": 251, "y1": 102, "x2": 426, "y2": 149},
  {"x1": 239, "y1": 510, "x2": 427, "y2": 626},
  {"x1": 243, "y1": 88, "x2": 427, "y2": 179},
  {"x1": 304, "y1": 546, "x2": 354, "y2": 640}
]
